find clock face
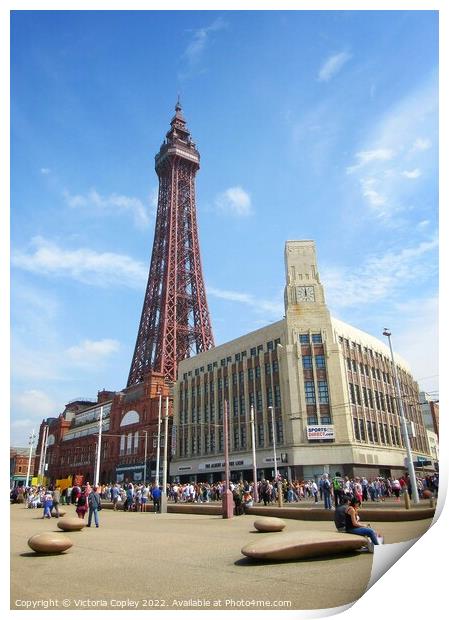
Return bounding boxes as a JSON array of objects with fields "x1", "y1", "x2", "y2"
[{"x1": 296, "y1": 286, "x2": 315, "y2": 302}]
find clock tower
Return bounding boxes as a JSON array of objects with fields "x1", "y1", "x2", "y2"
[{"x1": 284, "y1": 240, "x2": 327, "y2": 318}]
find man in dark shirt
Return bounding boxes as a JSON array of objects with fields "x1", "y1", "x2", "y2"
[{"x1": 334, "y1": 494, "x2": 350, "y2": 532}]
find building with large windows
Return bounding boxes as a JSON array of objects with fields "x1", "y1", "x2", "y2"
[{"x1": 171, "y1": 240, "x2": 432, "y2": 483}]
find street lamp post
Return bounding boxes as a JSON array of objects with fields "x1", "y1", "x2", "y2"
[
  {"x1": 222, "y1": 400, "x2": 234, "y2": 518},
  {"x1": 143, "y1": 430, "x2": 148, "y2": 485},
  {"x1": 161, "y1": 396, "x2": 169, "y2": 513},
  {"x1": 94, "y1": 405, "x2": 104, "y2": 487},
  {"x1": 25, "y1": 429, "x2": 35, "y2": 489},
  {"x1": 155, "y1": 391, "x2": 162, "y2": 486},
  {"x1": 250, "y1": 405, "x2": 258, "y2": 503},
  {"x1": 268, "y1": 406, "x2": 283, "y2": 507},
  {"x1": 383, "y1": 328, "x2": 420, "y2": 504}
]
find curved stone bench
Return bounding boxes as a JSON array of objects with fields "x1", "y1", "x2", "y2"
[
  {"x1": 57, "y1": 518, "x2": 86, "y2": 531},
  {"x1": 254, "y1": 517, "x2": 286, "y2": 532},
  {"x1": 241, "y1": 530, "x2": 366, "y2": 561},
  {"x1": 28, "y1": 532, "x2": 73, "y2": 554}
]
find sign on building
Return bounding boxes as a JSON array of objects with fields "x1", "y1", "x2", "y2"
[{"x1": 306, "y1": 425, "x2": 335, "y2": 440}]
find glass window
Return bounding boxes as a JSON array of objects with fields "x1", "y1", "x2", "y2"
[
  {"x1": 267, "y1": 340, "x2": 274, "y2": 351},
  {"x1": 359, "y1": 419, "x2": 366, "y2": 441},
  {"x1": 235, "y1": 353, "x2": 240, "y2": 362},
  {"x1": 299, "y1": 334, "x2": 309, "y2": 344},
  {"x1": 250, "y1": 347, "x2": 257, "y2": 357},
  {"x1": 272, "y1": 360, "x2": 279, "y2": 373},
  {"x1": 318, "y1": 381, "x2": 329, "y2": 404},
  {"x1": 308, "y1": 415, "x2": 318, "y2": 425},
  {"x1": 312, "y1": 333, "x2": 322, "y2": 343},
  {"x1": 302, "y1": 355, "x2": 312, "y2": 369},
  {"x1": 305, "y1": 381, "x2": 316, "y2": 404},
  {"x1": 255, "y1": 366, "x2": 261, "y2": 378},
  {"x1": 315, "y1": 355, "x2": 325, "y2": 368},
  {"x1": 248, "y1": 367, "x2": 254, "y2": 381}
]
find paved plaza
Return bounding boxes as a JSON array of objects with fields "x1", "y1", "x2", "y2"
[{"x1": 10, "y1": 504, "x2": 432, "y2": 611}]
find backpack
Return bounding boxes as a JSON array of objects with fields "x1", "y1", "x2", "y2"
[{"x1": 333, "y1": 478, "x2": 341, "y2": 491}]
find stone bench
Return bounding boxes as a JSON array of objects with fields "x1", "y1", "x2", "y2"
[
  {"x1": 57, "y1": 518, "x2": 86, "y2": 531},
  {"x1": 28, "y1": 532, "x2": 73, "y2": 554},
  {"x1": 253, "y1": 517, "x2": 286, "y2": 532},
  {"x1": 241, "y1": 530, "x2": 366, "y2": 561}
]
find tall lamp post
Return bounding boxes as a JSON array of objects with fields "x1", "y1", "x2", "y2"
[
  {"x1": 383, "y1": 328, "x2": 420, "y2": 504},
  {"x1": 155, "y1": 390, "x2": 162, "y2": 486},
  {"x1": 250, "y1": 405, "x2": 258, "y2": 503},
  {"x1": 161, "y1": 396, "x2": 170, "y2": 513},
  {"x1": 25, "y1": 429, "x2": 35, "y2": 489},
  {"x1": 143, "y1": 430, "x2": 148, "y2": 485},
  {"x1": 222, "y1": 400, "x2": 234, "y2": 518},
  {"x1": 94, "y1": 405, "x2": 104, "y2": 487},
  {"x1": 268, "y1": 406, "x2": 283, "y2": 507}
]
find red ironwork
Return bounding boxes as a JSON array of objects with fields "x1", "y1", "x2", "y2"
[{"x1": 127, "y1": 102, "x2": 214, "y2": 386}]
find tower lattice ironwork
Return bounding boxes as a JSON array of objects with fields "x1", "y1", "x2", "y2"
[{"x1": 127, "y1": 102, "x2": 215, "y2": 386}]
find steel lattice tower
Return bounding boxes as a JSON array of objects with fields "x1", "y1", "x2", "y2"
[{"x1": 127, "y1": 102, "x2": 215, "y2": 386}]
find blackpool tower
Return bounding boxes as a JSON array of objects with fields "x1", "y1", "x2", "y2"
[{"x1": 127, "y1": 102, "x2": 215, "y2": 386}]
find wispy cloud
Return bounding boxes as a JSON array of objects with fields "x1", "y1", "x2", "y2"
[
  {"x1": 214, "y1": 186, "x2": 253, "y2": 217},
  {"x1": 64, "y1": 189, "x2": 151, "y2": 228},
  {"x1": 318, "y1": 51, "x2": 351, "y2": 82},
  {"x1": 180, "y1": 17, "x2": 227, "y2": 79},
  {"x1": 40, "y1": 167, "x2": 51, "y2": 175},
  {"x1": 66, "y1": 339, "x2": 120, "y2": 363},
  {"x1": 208, "y1": 286, "x2": 283, "y2": 317},
  {"x1": 11, "y1": 389, "x2": 59, "y2": 431},
  {"x1": 322, "y1": 235, "x2": 438, "y2": 309},
  {"x1": 344, "y1": 76, "x2": 437, "y2": 224},
  {"x1": 12, "y1": 236, "x2": 147, "y2": 289},
  {"x1": 401, "y1": 168, "x2": 422, "y2": 179},
  {"x1": 346, "y1": 148, "x2": 395, "y2": 174}
]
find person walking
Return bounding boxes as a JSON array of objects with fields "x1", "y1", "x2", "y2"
[
  {"x1": 151, "y1": 484, "x2": 161, "y2": 513},
  {"x1": 52, "y1": 487, "x2": 61, "y2": 518},
  {"x1": 42, "y1": 492, "x2": 53, "y2": 519},
  {"x1": 87, "y1": 485, "x2": 101, "y2": 528},
  {"x1": 75, "y1": 488, "x2": 88, "y2": 520},
  {"x1": 322, "y1": 474, "x2": 333, "y2": 509}
]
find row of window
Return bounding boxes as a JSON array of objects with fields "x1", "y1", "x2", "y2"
[
  {"x1": 179, "y1": 420, "x2": 285, "y2": 456},
  {"x1": 347, "y1": 358, "x2": 391, "y2": 383},
  {"x1": 182, "y1": 339, "x2": 282, "y2": 379},
  {"x1": 180, "y1": 386, "x2": 282, "y2": 425},
  {"x1": 302, "y1": 354, "x2": 326, "y2": 369},
  {"x1": 299, "y1": 333, "x2": 323, "y2": 344},
  {"x1": 349, "y1": 382, "x2": 396, "y2": 413},
  {"x1": 304, "y1": 380, "x2": 329, "y2": 404},
  {"x1": 353, "y1": 417, "x2": 402, "y2": 446}
]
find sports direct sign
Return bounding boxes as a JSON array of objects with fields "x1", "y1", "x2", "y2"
[{"x1": 306, "y1": 425, "x2": 335, "y2": 440}]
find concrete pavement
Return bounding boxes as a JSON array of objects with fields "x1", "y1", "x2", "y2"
[{"x1": 10, "y1": 504, "x2": 433, "y2": 611}]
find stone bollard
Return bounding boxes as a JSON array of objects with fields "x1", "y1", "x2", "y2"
[{"x1": 403, "y1": 490, "x2": 410, "y2": 509}]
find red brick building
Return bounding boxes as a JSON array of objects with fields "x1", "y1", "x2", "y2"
[{"x1": 36, "y1": 372, "x2": 173, "y2": 485}]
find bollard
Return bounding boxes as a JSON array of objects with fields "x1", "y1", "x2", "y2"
[
  {"x1": 429, "y1": 496, "x2": 435, "y2": 508},
  {"x1": 403, "y1": 490, "x2": 410, "y2": 509}
]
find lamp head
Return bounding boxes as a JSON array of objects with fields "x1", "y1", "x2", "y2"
[{"x1": 383, "y1": 328, "x2": 391, "y2": 337}]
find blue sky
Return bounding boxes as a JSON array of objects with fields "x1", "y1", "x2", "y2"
[{"x1": 10, "y1": 9, "x2": 439, "y2": 445}]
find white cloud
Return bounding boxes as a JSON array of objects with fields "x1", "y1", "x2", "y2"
[
  {"x1": 180, "y1": 17, "x2": 227, "y2": 78},
  {"x1": 12, "y1": 236, "x2": 147, "y2": 289},
  {"x1": 322, "y1": 235, "x2": 438, "y2": 309},
  {"x1": 64, "y1": 189, "x2": 151, "y2": 228},
  {"x1": 66, "y1": 338, "x2": 120, "y2": 362},
  {"x1": 12, "y1": 390, "x2": 59, "y2": 425},
  {"x1": 318, "y1": 51, "x2": 351, "y2": 82},
  {"x1": 214, "y1": 186, "x2": 253, "y2": 217},
  {"x1": 412, "y1": 137, "x2": 432, "y2": 152},
  {"x1": 208, "y1": 286, "x2": 283, "y2": 317},
  {"x1": 401, "y1": 168, "x2": 422, "y2": 179},
  {"x1": 40, "y1": 168, "x2": 51, "y2": 174},
  {"x1": 346, "y1": 148, "x2": 395, "y2": 174},
  {"x1": 344, "y1": 77, "x2": 437, "y2": 223}
]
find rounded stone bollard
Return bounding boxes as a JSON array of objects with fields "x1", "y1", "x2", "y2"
[
  {"x1": 57, "y1": 518, "x2": 86, "y2": 532},
  {"x1": 28, "y1": 532, "x2": 73, "y2": 554},
  {"x1": 254, "y1": 517, "x2": 286, "y2": 532}
]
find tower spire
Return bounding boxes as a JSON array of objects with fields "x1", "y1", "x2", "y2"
[{"x1": 127, "y1": 105, "x2": 214, "y2": 386}]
